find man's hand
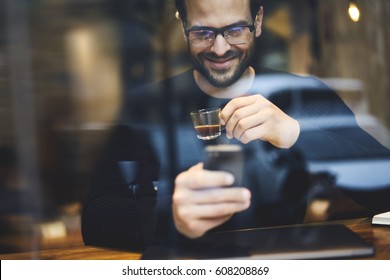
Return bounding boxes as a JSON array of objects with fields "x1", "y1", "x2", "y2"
[
  {"x1": 220, "y1": 94, "x2": 300, "y2": 148},
  {"x1": 172, "y1": 163, "x2": 251, "y2": 239}
]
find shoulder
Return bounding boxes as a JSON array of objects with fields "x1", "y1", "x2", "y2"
[
  {"x1": 250, "y1": 67, "x2": 353, "y2": 117},
  {"x1": 251, "y1": 67, "x2": 332, "y2": 96}
]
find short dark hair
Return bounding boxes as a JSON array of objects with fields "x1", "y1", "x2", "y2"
[{"x1": 175, "y1": 0, "x2": 262, "y2": 26}]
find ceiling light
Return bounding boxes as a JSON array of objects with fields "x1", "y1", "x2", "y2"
[{"x1": 348, "y1": 1, "x2": 360, "y2": 22}]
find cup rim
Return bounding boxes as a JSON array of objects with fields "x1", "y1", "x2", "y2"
[{"x1": 190, "y1": 107, "x2": 221, "y2": 115}]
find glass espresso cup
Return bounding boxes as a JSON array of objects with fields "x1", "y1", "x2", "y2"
[{"x1": 190, "y1": 108, "x2": 221, "y2": 140}]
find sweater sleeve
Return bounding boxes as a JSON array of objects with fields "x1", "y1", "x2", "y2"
[{"x1": 290, "y1": 82, "x2": 390, "y2": 213}]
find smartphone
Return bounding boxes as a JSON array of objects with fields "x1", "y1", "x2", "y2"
[{"x1": 204, "y1": 144, "x2": 244, "y2": 186}]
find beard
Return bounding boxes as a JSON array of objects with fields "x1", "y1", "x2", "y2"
[{"x1": 190, "y1": 44, "x2": 255, "y2": 88}]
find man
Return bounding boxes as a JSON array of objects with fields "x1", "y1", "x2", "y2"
[
  {"x1": 170, "y1": 0, "x2": 300, "y2": 239},
  {"x1": 82, "y1": 0, "x2": 389, "y2": 250}
]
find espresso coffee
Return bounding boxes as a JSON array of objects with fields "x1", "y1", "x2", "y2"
[
  {"x1": 194, "y1": 124, "x2": 221, "y2": 140},
  {"x1": 190, "y1": 107, "x2": 222, "y2": 140}
]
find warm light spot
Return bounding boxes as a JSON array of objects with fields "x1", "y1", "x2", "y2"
[{"x1": 348, "y1": 2, "x2": 360, "y2": 22}]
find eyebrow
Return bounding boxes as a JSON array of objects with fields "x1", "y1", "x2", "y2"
[{"x1": 188, "y1": 20, "x2": 249, "y2": 30}]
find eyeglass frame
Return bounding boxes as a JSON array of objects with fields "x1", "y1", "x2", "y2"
[{"x1": 184, "y1": 23, "x2": 255, "y2": 47}]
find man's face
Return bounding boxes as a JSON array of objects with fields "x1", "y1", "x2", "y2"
[{"x1": 184, "y1": 0, "x2": 261, "y2": 88}]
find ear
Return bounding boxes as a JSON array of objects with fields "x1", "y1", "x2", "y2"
[{"x1": 254, "y1": 6, "x2": 264, "y2": 37}]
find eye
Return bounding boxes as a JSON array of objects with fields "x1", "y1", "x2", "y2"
[
  {"x1": 226, "y1": 26, "x2": 245, "y2": 37},
  {"x1": 190, "y1": 29, "x2": 215, "y2": 40}
]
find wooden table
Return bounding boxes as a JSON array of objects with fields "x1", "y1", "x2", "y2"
[
  {"x1": 1, "y1": 218, "x2": 389, "y2": 260},
  {"x1": 343, "y1": 218, "x2": 390, "y2": 259}
]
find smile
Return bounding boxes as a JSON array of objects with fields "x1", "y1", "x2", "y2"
[{"x1": 205, "y1": 56, "x2": 237, "y2": 70}]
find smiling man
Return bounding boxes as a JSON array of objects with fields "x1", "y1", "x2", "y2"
[
  {"x1": 82, "y1": 0, "x2": 307, "y2": 248},
  {"x1": 81, "y1": 0, "x2": 390, "y2": 250},
  {"x1": 175, "y1": 0, "x2": 300, "y2": 146},
  {"x1": 172, "y1": 0, "x2": 301, "y2": 239},
  {"x1": 184, "y1": 0, "x2": 259, "y2": 88}
]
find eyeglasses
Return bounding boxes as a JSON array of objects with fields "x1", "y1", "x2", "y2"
[{"x1": 185, "y1": 23, "x2": 255, "y2": 47}]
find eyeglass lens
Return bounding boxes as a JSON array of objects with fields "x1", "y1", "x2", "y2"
[{"x1": 189, "y1": 26, "x2": 252, "y2": 47}]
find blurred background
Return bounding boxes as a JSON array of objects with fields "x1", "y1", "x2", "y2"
[{"x1": 0, "y1": 0, "x2": 389, "y2": 255}]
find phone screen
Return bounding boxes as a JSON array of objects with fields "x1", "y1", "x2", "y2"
[{"x1": 204, "y1": 144, "x2": 244, "y2": 186}]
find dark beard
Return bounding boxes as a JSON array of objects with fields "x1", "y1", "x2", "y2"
[{"x1": 191, "y1": 48, "x2": 254, "y2": 88}]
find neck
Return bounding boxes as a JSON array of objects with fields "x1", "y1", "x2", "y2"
[{"x1": 194, "y1": 67, "x2": 255, "y2": 99}]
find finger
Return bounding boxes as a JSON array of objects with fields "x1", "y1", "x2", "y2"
[
  {"x1": 238, "y1": 115, "x2": 299, "y2": 148},
  {"x1": 220, "y1": 95, "x2": 260, "y2": 125},
  {"x1": 188, "y1": 162, "x2": 203, "y2": 171},
  {"x1": 193, "y1": 200, "x2": 251, "y2": 219},
  {"x1": 176, "y1": 215, "x2": 233, "y2": 238},
  {"x1": 175, "y1": 168, "x2": 235, "y2": 191},
  {"x1": 224, "y1": 102, "x2": 260, "y2": 139},
  {"x1": 231, "y1": 107, "x2": 273, "y2": 141},
  {"x1": 175, "y1": 201, "x2": 250, "y2": 228},
  {"x1": 238, "y1": 124, "x2": 268, "y2": 144},
  {"x1": 190, "y1": 215, "x2": 233, "y2": 236},
  {"x1": 189, "y1": 187, "x2": 251, "y2": 205}
]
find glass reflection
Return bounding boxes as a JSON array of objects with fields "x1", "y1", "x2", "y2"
[{"x1": 0, "y1": 0, "x2": 389, "y2": 256}]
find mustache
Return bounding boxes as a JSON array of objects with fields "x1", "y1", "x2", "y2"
[{"x1": 200, "y1": 50, "x2": 242, "y2": 61}]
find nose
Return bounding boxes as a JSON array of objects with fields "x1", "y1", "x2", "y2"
[{"x1": 210, "y1": 34, "x2": 231, "y2": 56}]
